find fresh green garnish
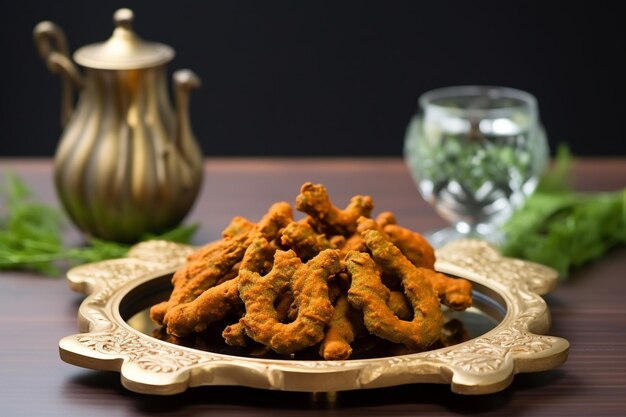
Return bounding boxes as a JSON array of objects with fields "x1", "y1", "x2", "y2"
[
  {"x1": 500, "y1": 146, "x2": 626, "y2": 278},
  {"x1": 0, "y1": 173, "x2": 198, "y2": 276}
]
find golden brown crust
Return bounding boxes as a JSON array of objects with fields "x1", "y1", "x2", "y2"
[
  {"x1": 347, "y1": 227, "x2": 444, "y2": 351},
  {"x1": 375, "y1": 211, "x2": 397, "y2": 227},
  {"x1": 421, "y1": 269, "x2": 473, "y2": 311},
  {"x1": 296, "y1": 182, "x2": 373, "y2": 236},
  {"x1": 149, "y1": 236, "x2": 247, "y2": 324},
  {"x1": 239, "y1": 249, "x2": 341, "y2": 354},
  {"x1": 221, "y1": 216, "x2": 255, "y2": 239},
  {"x1": 383, "y1": 224, "x2": 436, "y2": 269},
  {"x1": 387, "y1": 290, "x2": 412, "y2": 320},
  {"x1": 164, "y1": 238, "x2": 274, "y2": 337},
  {"x1": 280, "y1": 220, "x2": 332, "y2": 260},
  {"x1": 150, "y1": 202, "x2": 292, "y2": 325},
  {"x1": 150, "y1": 182, "x2": 472, "y2": 360},
  {"x1": 319, "y1": 294, "x2": 362, "y2": 360},
  {"x1": 222, "y1": 319, "x2": 248, "y2": 347}
]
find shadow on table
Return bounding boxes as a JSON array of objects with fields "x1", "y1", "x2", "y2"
[{"x1": 66, "y1": 368, "x2": 567, "y2": 415}]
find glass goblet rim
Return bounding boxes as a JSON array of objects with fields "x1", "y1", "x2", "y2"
[{"x1": 418, "y1": 85, "x2": 538, "y2": 119}]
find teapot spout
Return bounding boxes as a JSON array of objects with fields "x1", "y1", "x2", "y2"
[
  {"x1": 33, "y1": 21, "x2": 83, "y2": 127},
  {"x1": 173, "y1": 69, "x2": 203, "y2": 168}
]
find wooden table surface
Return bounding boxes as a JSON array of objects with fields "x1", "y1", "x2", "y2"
[{"x1": 1, "y1": 157, "x2": 625, "y2": 417}]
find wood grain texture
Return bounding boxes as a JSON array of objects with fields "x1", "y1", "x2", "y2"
[{"x1": 1, "y1": 157, "x2": 625, "y2": 417}]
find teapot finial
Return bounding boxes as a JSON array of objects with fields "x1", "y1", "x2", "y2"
[{"x1": 113, "y1": 8, "x2": 134, "y2": 30}]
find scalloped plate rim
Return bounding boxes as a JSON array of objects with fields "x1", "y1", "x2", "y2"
[{"x1": 58, "y1": 239, "x2": 570, "y2": 395}]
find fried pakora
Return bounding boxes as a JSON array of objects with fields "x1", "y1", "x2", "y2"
[
  {"x1": 296, "y1": 182, "x2": 373, "y2": 235},
  {"x1": 150, "y1": 182, "x2": 473, "y2": 360},
  {"x1": 239, "y1": 249, "x2": 341, "y2": 354},
  {"x1": 164, "y1": 238, "x2": 274, "y2": 337}
]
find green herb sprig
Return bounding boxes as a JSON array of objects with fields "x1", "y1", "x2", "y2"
[
  {"x1": 500, "y1": 146, "x2": 626, "y2": 278},
  {"x1": 0, "y1": 173, "x2": 198, "y2": 276}
]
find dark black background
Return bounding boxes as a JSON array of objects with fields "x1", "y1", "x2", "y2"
[{"x1": 2, "y1": 0, "x2": 625, "y2": 157}]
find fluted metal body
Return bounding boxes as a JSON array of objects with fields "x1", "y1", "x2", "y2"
[
  {"x1": 54, "y1": 67, "x2": 202, "y2": 242},
  {"x1": 34, "y1": 9, "x2": 203, "y2": 242}
]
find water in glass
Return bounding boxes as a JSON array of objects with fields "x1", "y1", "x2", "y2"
[{"x1": 404, "y1": 86, "x2": 548, "y2": 246}]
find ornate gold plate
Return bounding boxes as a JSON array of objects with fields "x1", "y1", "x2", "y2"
[{"x1": 59, "y1": 239, "x2": 569, "y2": 395}]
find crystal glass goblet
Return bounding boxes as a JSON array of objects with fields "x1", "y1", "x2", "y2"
[{"x1": 404, "y1": 86, "x2": 548, "y2": 247}]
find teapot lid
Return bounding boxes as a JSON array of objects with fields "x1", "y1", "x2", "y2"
[{"x1": 73, "y1": 9, "x2": 174, "y2": 70}]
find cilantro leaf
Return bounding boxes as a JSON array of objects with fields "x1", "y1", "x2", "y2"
[{"x1": 500, "y1": 146, "x2": 626, "y2": 278}]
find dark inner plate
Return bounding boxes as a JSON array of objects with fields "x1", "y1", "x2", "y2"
[{"x1": 122, "y1": 273, "x2": 505, "y2": 361}]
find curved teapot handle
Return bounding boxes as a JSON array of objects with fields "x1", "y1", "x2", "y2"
[{"x1": 33, "y1": 21, "x2": 83, "y2": 127}]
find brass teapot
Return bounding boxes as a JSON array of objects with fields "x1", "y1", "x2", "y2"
[{"x1": 34, "y1": 8, "x2": 203, "y2": 243}]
